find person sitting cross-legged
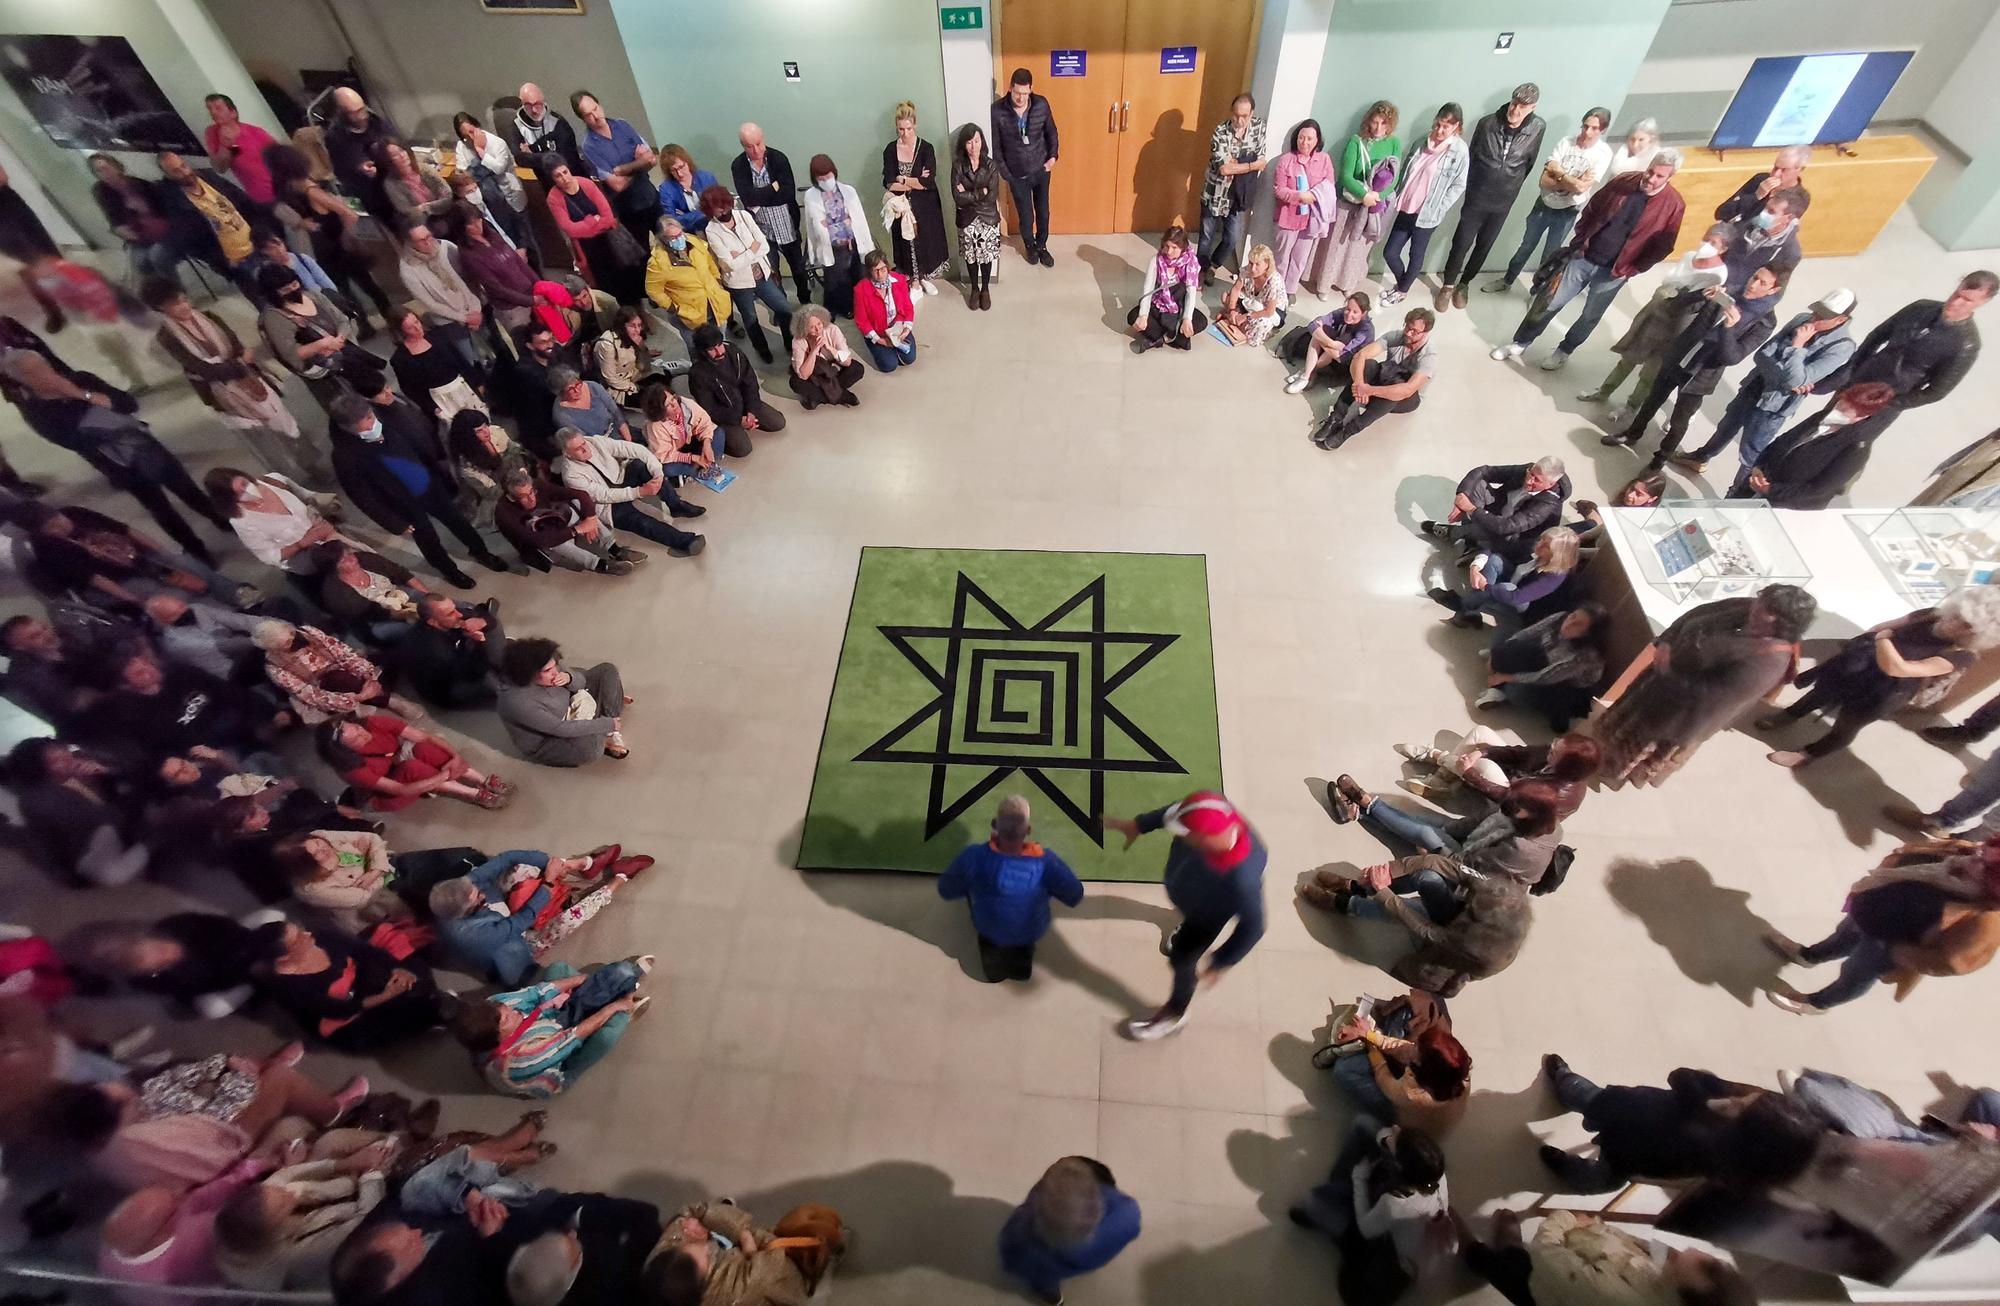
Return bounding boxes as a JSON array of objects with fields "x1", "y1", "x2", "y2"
[
  {"x1": 1421, "y1": 456, "x2": 1570, "y2": 562},
  {"x1": 1282, "y1": 292, "x2": 1374, "y2": 394},
  {"x1": 426, "y1": 846, "x2": 645, "y2": 986},
  {"x1": 397, "y1": 592, "x2": 507, "y2": 710},
  {"x1": 1427, "y1": 526, "x2": 1580, "y2": 634},
  {"x1": 449, "y1": 955, "x2": 655, "y2": 1097},
  {"x1": 938, "y1": 795, "x2": 1085, "y2": 983},
  {"x1": 1287, "y1": 1118, "x2": 1452, "y2": 1305},
  {"x1": 497, "y1": 636, "x2": 631, "y2": 766},
  {"x1": 1319, "y1": 775, "x2": 1568, "y2": 891},
  {"x1": 687, "y1": 322, "x2": 785, "y2": 457}
]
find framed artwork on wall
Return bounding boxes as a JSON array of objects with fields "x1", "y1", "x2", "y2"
[
  {"x1": 0, "y1": 34, "x2": 200, "y2": 153},
  {"x1": 479, "y1": 0, "x2": 585, "y2": 13}
]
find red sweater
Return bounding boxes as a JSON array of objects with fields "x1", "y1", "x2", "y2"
[
  {"x1": 1569, "y1": 172, "x2": 1685, "y2": 280},
  {"x1": 852, "y1": 272, "x2": 917, "y2": 341}
]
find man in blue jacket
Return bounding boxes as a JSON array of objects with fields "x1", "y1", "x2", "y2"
[
  {"x1": 1000, "y1": 1156, "x2": 1141, "y2": 1305},
  {"x1": 939, "y1": 795, "x2": 1085, "y2": 983},
  {"x1": 1104, "y1": 790, "x2": 1266, "y2": 1041}
]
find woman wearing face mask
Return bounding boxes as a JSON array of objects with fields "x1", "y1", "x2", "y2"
[
  {"x1": 645, "y1": 216, "x2": 732, "y2": 352},
  {"x1": 853, "y1": 250, "x2": 919, "y2": 372},
  {"x1": 1730, "y1": 381, "x2": 1899, "y2": 510},
  {"x1": 882, "y1": 100, "x2": 947, "y2": 296},
  {"x1": 700, "y1": 185, "x2": 794, "y2": 365},
  {"x1": 1580, "y1": 222, "x2": 1735, "y2": 419},
  {"x1": 801, "y1": 155, "x2": 876, "y2": 319},
  {"x1": 254, "y1": 262, "x2": 373, "y2": 412}
]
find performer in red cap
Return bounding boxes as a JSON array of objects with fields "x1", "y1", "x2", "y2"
[{"x1": 1103, "y1": 790, "x2": 1267, "y2": 1040}]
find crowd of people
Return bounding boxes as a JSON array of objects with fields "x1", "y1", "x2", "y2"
[{"x1": 0, "y1": 57, "x2": 1997, "y2": 1306}]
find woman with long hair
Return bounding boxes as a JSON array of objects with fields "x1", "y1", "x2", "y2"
[
  {"x1": 951, "y1": 123, "x2": 1001, "y2": 311},
  {"x1": 1127, "y1": 226, "x2": 1208, "y2": 351},
  {"x1": 591, "y1": 305, "x2": 666, "y2": 406},
  {"x1": 265, "y1": 143, "x2": 391, "y2": 328},
  {"x1": 1213, "y1": 243, "x2": 1287, "y2": 347},
  {"x1": 1319, "y1": 100, "x2": 1401, "y2": 296},
  {"x1": 446, "y1": 409, "x2": 529, "y2": 537},
  {"x1": 373, "y1": 141, "x2": 452, "y2": 238},
  {"x1": 883, "y1": 100, "x2": 948, "y2": 295}
]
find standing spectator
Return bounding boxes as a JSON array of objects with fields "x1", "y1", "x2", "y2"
[
  {"x1": 1197, "y1": 93, "x2": 1267, "y2": 283},
  {"x1": 156, "y1": 151, "x2": 257, "y2": 285},
  {"x1": 497, "y1": 636, "x2": 631, "y2": 766},
  {"x1": 1576, "y1": 223, "x2": 1734, "y2": 419},
  {"x1": 1319, "y1": 100, "x2": 1401, "y2": 297},
  {"x1": 1103, "y1": 791, "x2": 1265, "y2": 1040},
  {"x1": 1126, "y1": 226, "x2": 1208, "y2": 352},
  {"x1": 883, "y1": 102, "x2": 948, "y2": 295},
  {"x1": 1911, "y1": 428, "x2": 2000, "y2": 510},
  {"x1": 938, "y1": 795, "x2": 1085, "y2": 983},
  {"x1": 322, "y1": 87, "x2": 391, "y2": 210},
  {"x1": 732, "y1": 123, "x2": 808, "y2": 303},
  {"x1": 1491, "y1": 154, "x2": 1686, "y2": 371},
  {"x1": 688, "y1": 323, "x2": 784, "y2": 455},
  {"x1": 1840, "y1": 271, "x2": 1992, "y2": 410},
  {"x1": 1283, "y1": 291, "x2": 1376, "y2": 392},
  {"x1": 514, "y1": 83, "x2": 587, "y2": 175},
  {"x1": 656, "y1": 145, "x2": 720, "y2": 237},
  {"x1": 1723, "y1": 187, "x2": 1807, "y2": 293},
  {"x1": 1715, "y1": 144, "x2": 1812, "y2": 225},
  {"x1": 552, "y1": 425, "x2": 708, "y2": 558},
  {"x1": 1594, "y1": 585, "x2": 1815, "y2": 787},
  {"x1": 326, "y1": 392, "x2": 507, "y2": 588},
  {"x1": 1271, "y1": 119, "x2": 1336, "y2": 298},
  {"x1": 646, "y1": 216, "x2": 731, "y2": 351},
  {"x1": 572, "y1": 91, "x2": 660, "y2": 244},
  {"x1": 1767, "y1": 837, "x2": 2000, "y2": 1013},
  {"x1": 396, "y1": 224, "x2": 487, "y2": 372},
  {"x1": 0, "y1": 161, "x2": 66, "y2": 330},
  {"x1": 1608, "y1": 264, "x2": 1784, "y2": 466},
  {"x1": 266, "y1": 143, "x2": 393, "y2": 333},
  {"x1": 492, "y1": 469, "x2": 633, "y2": 575},
  {"x1": 376, "y1": 142, "x2": 453, "y2": 239},
  {"x1": 790, "y1": 304, "x2": 865, "y2": 409},
  {"x1": 452, "y1": 113, "x2": 534, "y2": 259},
  {"x1": 1672, "y1": 287, "x2": 1857, "y2": 482},
  {"x1": 1606, "y1": 117, "x2": 1660, "y2": 181},
  {"x1": 1492, "y1": 106, "x2": 1614, "y2": 292},
  {"x1": 1379, "y1": 105, "x2": 1467, "y2": 307},
  {"x1": 1314, "y1": 307, "x2": 1436, "y2": 449},
  {"x1": 255, "y1": 261, "x2": 368, "y2": 412},
  {"x1": 144, "y1": 277, "x2": 332, "y2": 489},
  {"x1": 702, "y1": 187, "x2": 793, "y2": 365},
  {"x1": 993, "y1": 68, "x2": 1059, "y2": 267},
  {"x1": 1000, "y1": 1158, "x2": 1140, "y2": 1306},
  {"x1": 1432, "y1": 85, "x2": 1545, "y2": 313},
  {"x1": 800, "y1": 155, "x2": 874, "y2": 319},
  {"x1": 542, "y1": 160, "x2": 644, "y2": 307},
  {"x1": 952, "y1": 124, "x2": 1003, "y2": 310},
  {"x1": 388, "y1": 303, "x2": 484, "y2": 427},
  {"x1": 87, "y1": 154, "x2": 180, "y2": 283},
  {"x1": 1888, "y1": 741, "x2": 2000, "y2": 839},
  {"x1": 1731, "y1": 382, "x2": 1902, "y2": 509},
  {"x1": 854, "y1": 250, "x2": 920, "y2": 372}
]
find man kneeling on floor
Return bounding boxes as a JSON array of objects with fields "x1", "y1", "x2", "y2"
[{"x1": 938, "y1": 794, "x2": 1085, "y2": 983}]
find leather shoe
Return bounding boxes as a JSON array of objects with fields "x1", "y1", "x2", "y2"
[
  {"x1": 585, "y1": 844, "x2": 622, "y2": 878},
  {"x1": 669, "y1": 501, "x2": 706, "y2": 519},
  {"x1": 610, "y1": 854, "x2": 655, "y2": 878}
]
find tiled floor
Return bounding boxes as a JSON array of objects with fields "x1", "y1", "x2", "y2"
[{"x1": 5, "y1": 207, "x2": 2000, "y2": 1303}]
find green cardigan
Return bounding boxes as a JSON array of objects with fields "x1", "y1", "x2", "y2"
[{"x1": 1339, "y1": 133, "x2": 1402, "y2": 202}]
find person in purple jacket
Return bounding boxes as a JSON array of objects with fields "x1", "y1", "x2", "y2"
[
  {"x1": 1000, "y1": 1156, "x2": 1141, "y2": 1305},
  {"x1": 1427, "y1": 526, "x2": 1580, "y2": 634},
  {"x1": 938, "y1": 795, "x2": 1084, "y2": 983}
]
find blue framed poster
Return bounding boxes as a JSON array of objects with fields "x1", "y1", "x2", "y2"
[
  {"x1": 1051, "y1": 49, "x2": 1086, "y2": 77},
  {"x1": 1160, "y1": 46, "x2": 1197, "y2": 74}
]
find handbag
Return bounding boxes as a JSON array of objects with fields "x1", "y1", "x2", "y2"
[
  {"x1": 770, "y1": 1203, "x2": 848, "y2": 1291},
  {"x1": 1531, "y1": 844, "x2": 1576, "y2": 897},
  {"x1": 601, "y1": 223, "x2": 648, "y2": 271}
]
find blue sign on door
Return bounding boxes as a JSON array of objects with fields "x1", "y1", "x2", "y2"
[
  {"x1": 1050, "y1": 49, "x2": 1086, "y2": 78},
  {"x1": 1160, "y1": 45, "x2": 1197, "y2": 74}
]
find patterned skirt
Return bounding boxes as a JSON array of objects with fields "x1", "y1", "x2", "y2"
[{"x1": 961, "y1": 218, "x2": 1001, "y2": 265}]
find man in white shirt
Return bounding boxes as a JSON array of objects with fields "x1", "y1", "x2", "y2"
[{"x1": 1491, "y1": 107, "x2": 1614, "y2": 291}]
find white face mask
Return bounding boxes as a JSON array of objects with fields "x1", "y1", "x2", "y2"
[
  {"x1": 355, "y1": 420, "x2": 383, "y2": 443},
  {"x1": 236, "y1": 484, "x2": 260, "y2": 503},
  {"x1": 1823, "y1": 407, "x2": 1858, "y2": 428},
  {"x1": 816, "y1": 177, "x2": 836, "y2": 193},
  {"x1": 1693, "y1": 242, "x2": 1718, "y2": 260}
]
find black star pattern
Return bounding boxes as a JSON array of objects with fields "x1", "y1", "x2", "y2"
[{"x1": 854, "y1": 571, "x2": 1186, "y2": 844}]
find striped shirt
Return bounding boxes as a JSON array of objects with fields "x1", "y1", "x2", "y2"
[{"x1": 481, "y1": 982, "x2": 577, "y2": 1098}]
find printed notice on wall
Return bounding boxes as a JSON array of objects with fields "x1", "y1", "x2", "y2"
[
  {"x1": 1160, "y1": 46, "x2": 1197, "y2": 74},
  {"x1": 1050, "y1": 50, "x2": 1086, "y2": 78}
]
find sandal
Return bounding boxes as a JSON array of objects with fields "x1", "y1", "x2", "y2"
[{"x1": 473, "y1": 786, "x2": 510, "y2": 810}]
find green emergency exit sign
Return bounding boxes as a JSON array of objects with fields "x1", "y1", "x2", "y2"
[{"x1": 941, "y1": 6, "x2": 983, "y2": 30}]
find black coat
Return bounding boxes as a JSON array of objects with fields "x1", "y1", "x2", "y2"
[
  {"x1": 1665, "y1": 291, "x2": 1779, "y2": 396},
  {"x1": 157, "y1": 169, "x2": 256, "y2": 269},
  {"x1": 1839, "y1": 299, "x2": 1982, "y2": 409},
  {"x1": 689, "y1": 342, "x2": 765, "y2": 425},
  {"x1": 1463, "y1": 108, "x2": 1546, "y2": 213},
  {"x1": 730, "y1": 147, "x2": 800, "y2": 232},
  {"x1": 1455, "y1": 462, "x2": 1572, "y2": 558},
  {"x1": 515, "y1": 110, "x2": 589, "y2": 178},
  {"x1": 328, "y1": 421, "x2": 454, "y2": 535},
  {"x1": 1738, "y1": 406, "x2": 1897, "y2": 509},
  {"x1": 991, "y1": 92, "x2": 1059, "y2": 178},
  {"x1": 1714, "y1": 171, "x2": 1776, "y2": 225},
  {"x1": 398, "y1": 620, "x2": 500, "y2": 706}
]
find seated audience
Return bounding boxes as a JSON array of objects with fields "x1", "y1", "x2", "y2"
[
  {"x1": 548, "y1": 365, "x2": 631, "y2": 441},
  {"x1": 1421, "y1": 457, "x2": 1570, "y2": 561},
  {"x1": 1127, "y1": 226, "x2": 1207, "y2": 351},
  {"x1": 249, "y1": 920, "x2": 442, "y2": 1051},
  {"x1": 97, "y1": 1157, "x2": 268, "y2": 1297},
  {"x1": 1730, "y1": 380, "x2": 1899, "y2": 509},
  {"x1": 1302, "y1": 853, "x2": 1534, "y2": 995},
  {"x1": 399, "y1": 592, "x2": 507, "y2": 709},
  {"x1": 637, "y1": 379, "x2": 720, "y2": 481},
  {"x1": 450, "y1": 957, "x2": 653, "y2": 1097},
  {"x1": 1480, "y1": 605, "x2": 1609, "y2": 723},
  {"x1": 493, "y1": 469, "x2": 637, "y2": 574},
  {"x1": 853, "y1": 250, "x2": 920, "y2": 372},
  {"x1": 1567, "y1": 473, "x2": 1664, "y2": 553},
  {"x1": 1313, "y1": 308, "x2": 1436, "y2": 449},
  {"x1": 7, "y1": 738, "x2": 157, "y2": 886},
  {"x1": 253, "y1": 620, "x2": 415, "y2": 724},
  {"x1": 938, "y1": 795, "x2": 1085, "y2": 983},
  {"x1": 789, "y1": 304, "x2": 865, "y2": 409},
  {"x1": 1319, "y1": 990, "x2": 1471, "y2": 1135},
  {"x1": 66, "y1": 913, "x2": 264, "y2": 1016},
  {"x1": 215, "y1": 1145, "x2": 390, "y2": 1292},
  {"x1": 1460, "y1": 1206, "x2": 1757, "y2": 1306},
  {"x1": 315, "y1": 713, "x2": 509, "y2": 812},
  {"x1": 314, "y1": 543, "x2": 431, "y2": 644},
  {"x1": 1323, "y1": 776, "x2": 1567, "y2": 888},
  {"x1": 1287, "y1": 1119, "x2": 1451, "y2": 1305},
  {"x1": 425, "y1": 846, "x2": 640, "y2": 985},
  {"x1": 143, "y1": 592, "x2": 265, "y2": 683},
  {"x1": 1427, "y1": 526, "x2": 1580, "y2": 631},
  {"x1": 497, "y1": 636, "x2": 631, "y2": 766},
  {"x1": 447, "y1": 409, "x2": 532, "y2": 539},
  {"x1": 1, "y1": 611, "x2": 103, "y2": 728},
  {"x1": 1212, "y1": 243, "x2": 1287, "y2": 347},
  {"x1": 646, "y1": 216, "x2": 731, "y2": 348},
  {"x1": 688, "y1": 322, "x2": 784, "y2": 456},
  {"x1": 641, "y1": 1195, "x2": 825, "y2": 1306},
  {"x1": 592, "y1": 306, "x2": 666, "y2": 408},
  {"x1": 268, "y1": 829, "x2": 410, "y2": 932},
  {"x1": 1283, "y1": 291, "x2": 1375, "y2": 393},
  {"x1": 107, "y1": 644, "x2": 291, "y2": 758},
  {"x1": 554, "y1": 426, "x2": 708, "y2": 558},
  {"x1": 998, "y1": 1158, "x2": 1140, "y2": 1306},
  {"x1": 205, "y1": 467, "x2": 358, "y2": 578}
]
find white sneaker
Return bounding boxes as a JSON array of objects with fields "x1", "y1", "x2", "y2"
[
  {"x1": 1475, "y1": 688, "x2": 1506, "y2": 708},
  {"x1": 1490, "y1": 343, "x2": 1524, "y2": 362},
  {"x1": 1538, "y1": 351, "x2": 1569, "y2": 372},
  {"x1": 1124, "y1": 1011, "x2": 1188, "y2": 1041},
  {"x1": 1766, "y1": 990, "x2": 1825, "y2": 1016},
  {"x1": 1284, "y1": 374, "x2": 1308, "y2": 394},
  {"x1": 1392, "y1": 742, "x2": 1433, "y2": 760},
  {"x1": 919, "y1": 279, "x2": 938, "y2": 296}
]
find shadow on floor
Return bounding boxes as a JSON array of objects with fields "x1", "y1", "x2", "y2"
[
  {"x1": 1603, "y1": 856, "x2": 1780, "y2": 1006},
  {"x1": 1423, "y1": 620, "x2": 1500, "y2": 714},
  {"x1": 1076, "y1": 243, "x2": 1139, "y2": 333},
  {"x1": 1392, "y1": 472, "x2": 1459, "y2": 541},
  {"x1": 1750, "y1": 714, "x2": 1901, "y2": 848}
]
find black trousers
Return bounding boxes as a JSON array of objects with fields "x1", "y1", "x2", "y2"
[
  {"x1": 408, "y1": 487, "x2": 490, "y2": 576},
  {"x1": 1440, "y1": 206, "x2": 1509, "y2": 286},
  {"x1": 821, "y1": 241, "x2": 862, "y2": 318},
  {"x1": 1782, "y1": 671, "x2": 1885, "y2": 759},
  {"x1": 608, "y1": 500, "x2": 698, "y2": 551},
  {"x1": 1005, "y1": 173, "x2": 1051, "y2": 254},
  {"x1": 715, "y1": 400, "x2": 786, "y2": 456},
  {"x1": 977, "y1": 934, "x2": 1035, "y2": 983},
  {"x1": 772, "y1": 237, "x2": 810, "y2": 305},
  {"x1": 110, "y1": 437, "x2": 232, "y2": 562},
  {"x1": 1126, "y1": 285, "x2": 1209, "y2": 349},
  {"x1": 788, "y1": 359, "x2": 864, "y2": 408},
  {"x1": 1625, "y1": 365, "x2": 1707, "y2": 457},
  {"x1": 1322, "y1": 360, "x2": 1421, "y2": 442}
]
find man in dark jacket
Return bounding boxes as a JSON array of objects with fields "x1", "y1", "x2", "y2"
[
  {"x1": 1610, "y1": 263, "x2": 1783, "y2": 464},
  {"x1": 1722, "y1": 186, "x2": 1805, "y2": 293},
  {"x1": 1714, "y1": 144, "x2": 1811, "y2": 225},
  {"x1": 1433, "y1": 84, "x2": 1545, "y2": 312},
  {"x1": 154, "y1": 151, "x2": 257, "y2": 285},
  {"x1": 1104, "y1": 791, "x2": 1266, "y2": 1041},
  {"x1": 1423, "y1": 456, "x2": 1571, "y2": 561},
  {"x1": 992, "y1": 68, "x2": 1060, "y2": 268},
  {"x1": 1495, "y1": 154, "x2": 1686, "y2": 368},
  {"x1": 1839, "y1": 271, "x2": 1993, "y2": 410},
  {"x1": 502, "y1": 324, "x2": 577, "y2": 459},
  {"x1": 1729, "y1": 382, "x2": 1899, "y2": 509},
  {"x1": 323, "y1": 87, "x2": 394, "y2": 218},
  {"x1": 731, "y1": 123, "x2": 807, "y2": 303},
  {"x1": 1673, "y1": 288, "x2": 1857, "y2": 483},
  {"x1": 688, "y1": 323, "x2": 786, "y2": 457},
  {"x1": 399, "y1": 593, "x2": 505, "y2": 709},
  {"x1": 326, "y1": 392, "x2": 507, "y2": 589},
  {"x1": 512, "y1": 83, "x2": 589, "y2": 176}
]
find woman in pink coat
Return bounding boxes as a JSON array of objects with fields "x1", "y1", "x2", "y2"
[{"x1": 1272, "y1": 119, "x2": 1337, "y2": 297}]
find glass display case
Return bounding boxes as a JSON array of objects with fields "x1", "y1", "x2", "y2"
[
  {"x1": 1614, "y1": 499, "x2": 1813, "y2": 606},
  {"x1": 1852, "y1": 508, "x2": 2000, "y2": 605}
]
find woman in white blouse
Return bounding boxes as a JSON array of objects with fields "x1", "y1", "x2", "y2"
[
  {"x1": 204, "y1": 467, "x2": 359, "y2": 574},
  {"x1": 701, "y1": 185, "x2": 795, "y2": 365},
  {"x1": 452, "y1": 112, "x2": 536, "y2": 256},
  {"x1": 1605, "y1": 118, "x2": 1658, "y2": 182}
]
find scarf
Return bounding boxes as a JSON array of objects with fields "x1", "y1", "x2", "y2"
[
  {"x1": 163, "y1": 310, "x2": 284, "y2": 422},
  {"x1": 1150, "y1": 248, "x2": 1199, "y2": 316}
]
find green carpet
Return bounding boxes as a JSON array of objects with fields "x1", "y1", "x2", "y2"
[{"x1": 799, "y1": 547, "x2": 1223, "y2": 881}]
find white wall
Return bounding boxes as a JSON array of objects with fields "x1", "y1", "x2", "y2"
[
  {"x1": 1925, "y1": 5, "x2": 2000, "y2": 159},
  {"x1": 938, "y1": 0, "x2": 993, "y2": 143},
  {"x1": 1624, "y1": 0, "x2": 1992, "y2": 142}
]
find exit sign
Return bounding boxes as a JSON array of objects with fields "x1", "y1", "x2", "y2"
[{"x1": 940, "y1": 6, "x2": 982, "y2": 30}]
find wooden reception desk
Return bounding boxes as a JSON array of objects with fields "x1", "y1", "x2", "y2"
[{"x1": 1667, "y1": 134, "x2": 1936, "y2": 258}]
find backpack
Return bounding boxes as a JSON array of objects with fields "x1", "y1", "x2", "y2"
[{"x1": 1532, "y1": 844, "x2": 1576, "y2": 896}]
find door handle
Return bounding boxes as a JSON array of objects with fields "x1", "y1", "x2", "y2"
[
  {"x1": 1121, "y1": 100, "x2": 1130, "y2": 131},
  {"x1": 1109, "y1": 101, "x2": 1118, "y2": 133}
]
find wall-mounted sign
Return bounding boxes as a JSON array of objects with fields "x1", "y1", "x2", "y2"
[
  {"x1": 1051, "y1": 49, "x2": 1086, "y2": 78},
  {"x1": 0, "y1": 34, "x2": 199, "y2": 152},
  {"x1": 1495, "y1": 32, "x2": 1515, "y2": 54},
  {"x1": 940, "y1": 6, "x2": 983, "y2": 30},
  {"x1": 1160, "y1": 46, "x2": 1197, "y2": 74},
  {"x1": 783, "y1": 61, "x2": 801, "y2": 82}
]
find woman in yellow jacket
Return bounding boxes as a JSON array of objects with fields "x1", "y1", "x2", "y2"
[{"x1": 645, "y1": 215, "x2": 732, "y2": 350}]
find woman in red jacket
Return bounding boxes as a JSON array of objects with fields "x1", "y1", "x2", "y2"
[
  {"x1": 852, "y1": 250, "x2": 919, "y2": 372},
  {"x1": 541, "y1": 160, "x2": 643, "y2": 306}
]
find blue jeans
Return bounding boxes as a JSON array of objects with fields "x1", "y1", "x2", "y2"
[
  {"x1": 1296, "y1": 1116, "x2": 1387, "y2": 1237},
  {"x1": 1512, "y1": 258, "x2": 1627, "y2": 356},
  {"x1": 1503, "y1": 203, "x2": 1580, "y2": 284},
  {"x1": 727, "y1": 278, "x2": 794, "y2": 360},
  {"x1": 1346, "y1": 867, "x2": 1463, "y2": 925},
  {"x1": 540, "y1": 960, "x2": 641, "y2": 1081},
  {"x1": 1360, "y1": 798, "x2": 1458, "y2": 855},
  {"x1": 1328, "y1": 1004, "x2": 1415, "y2": 1118},
  {"x1": 867, "y1": 336, "x2": 918, "y2": 372},
  {"x1": 1798, "y1": 918, "x2": 1898, "y2": 1009},
  {"x1": 1686, "y1": 383, "x2": 1789, "y2": 484},
  {"x1": 400, "y1": 1145, "x2": 541, "y2": 1218},
  {"x1": 1936, "y1": 750, "x2": 2000, "y2": 830},
  {"x1": 1381, "y1": 211, "x2": 1436, "y2": 294},
  {"x1": 1787, "y1": 1070, "x2": 1935, "y2": 1143},
  {"x1": 1198, "y1": 209, "x2": 1246, "y2": 272}
]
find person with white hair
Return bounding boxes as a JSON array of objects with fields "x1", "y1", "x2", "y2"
[
  {"x1": 731, "y1": 122, "x2": 808, "y2": 302},
  {"x1": 505, "y1": 1195, "x2": 663, "y2": 1306},
  {"x1": 1715, "y1": 143, "x2": 1812, "y2": 226},
  {"x1": 1421, "y1": 457, "x2": 1571, "y2": 562},
  {"x1": 1428, "y1": 526, "x2": 1581, "y2": 633},
  {"x1": 1761, "y1": 589, "x2": 2000, "y2": 768},
  {"x1": 938, "y1": 794, "x2": 1086, "y2": 983},
  {"x1": 1605, "y1": 117, "x2": 1659, "y2": 182}
]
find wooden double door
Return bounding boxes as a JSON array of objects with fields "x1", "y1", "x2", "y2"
[{"x1": 997, "y1": 0, "x2": 1258, "y2": 234}]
